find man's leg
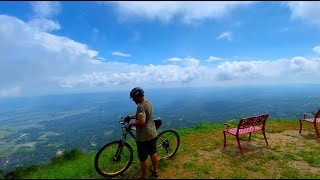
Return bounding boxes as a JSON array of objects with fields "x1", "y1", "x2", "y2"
[
  {"x1": 140, "y1": 159, "x2": 148, "y2": 178},
  {"x1": 150, "y1": 153, "x2": 159, "y2": 176},
  {"x1": 137, "y1": 141, "x2": 148, "y2": 179}
]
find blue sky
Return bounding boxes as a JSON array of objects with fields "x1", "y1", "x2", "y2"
[{"x1": 0, "y1": 1, "x2": 320, "y2": 97}]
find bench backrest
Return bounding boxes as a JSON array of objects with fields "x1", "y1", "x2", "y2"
[
  {"x1": 315, "y1": 109, "x2": 320, "y2": 119},
  {"x1": 238, "y1": 114, "x2": 270, "y2": 129}
]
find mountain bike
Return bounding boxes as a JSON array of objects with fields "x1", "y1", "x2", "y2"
[{"x1": 94, "y1": 117, "x2": 180, "y2": 178}]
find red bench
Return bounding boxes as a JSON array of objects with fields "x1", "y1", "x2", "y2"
[
  {"x1": 223, "y1": 114, "x2": 270, "y2": 155},
  {"x1": 299, "y1": 109, "x2": 320, "y2": 139}
]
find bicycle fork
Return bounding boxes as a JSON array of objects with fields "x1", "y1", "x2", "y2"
[
  {"x1": 113, "y1": 141, "x2": 124, "y2": 162},
  {"x1": 113, "y1": 134, "x2": 127, "y2": 162}
]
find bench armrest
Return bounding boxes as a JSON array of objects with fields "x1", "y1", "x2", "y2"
[{"x1": 301, "y1": 113, "x2": 313, "y2": 119}]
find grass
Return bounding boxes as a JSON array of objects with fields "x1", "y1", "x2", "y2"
[{"x1": 5, "y1": 119, "x2": 320, "y2": 179}]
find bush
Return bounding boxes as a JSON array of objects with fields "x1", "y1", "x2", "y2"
[
  {"x1": 4, "y1": 166, "x2": 28, "y2": 179},
  {"x1": 0, "y1": 169, "x2": 4, "y2": 179},
  {"x1": 62, "y1": 148, "x2": 84, "y2": 160}
]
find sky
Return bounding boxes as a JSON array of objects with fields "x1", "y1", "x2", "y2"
[{"x1": 0, "y1": 1, "x2": 320, "y2": 97}]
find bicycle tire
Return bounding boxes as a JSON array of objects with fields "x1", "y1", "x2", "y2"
[
  {"x1": 94, "y1": 140, "x2": 133, "y2": 177},
  {"x1": 156, "y1": 129, "x2": 180, "y2": 160}
]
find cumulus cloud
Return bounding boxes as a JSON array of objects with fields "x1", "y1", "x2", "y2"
[
  {"x1": 313, "y1": 46, "x2": 320, "y2": 55},
  {"x1": 0, "y1": 15, "x2": 100, "y2": 96},
  {"x1": 28, "y1": 1, "x2": 61, "y2": 32},
  {"x1": 31, "y1": 1, "x2": 61, "y2": 18},
  {"x1": 286, "y1": 1, "x2": 320, "y2": 26},
  {"x1": 166, "y1": 57, "x2": 183, "y2": 62},
  {"x1": 112, "y1": 51, "x2": 132, "y2": 57},
  {"x1": 206, "y1": 56, "x2": 221, "y2": 62},
  {"x1": 1, "y1": 15, "x2": 320, "y2": 97},
  {"x1": 217, "y1": 31, "x2": 232, "y2": 41},
  {"x1": 165, "y1": 57, "x2": 200, "y2": 67},
  {"x1": 215, "y1": 57, "x2": 320, "y2": 84},
  {"x1": 106, "y1": 1, "x2": 255, "y2": 24},
  {"x1": 27, "y1": 18, "x2": 60, "y2": 32}
]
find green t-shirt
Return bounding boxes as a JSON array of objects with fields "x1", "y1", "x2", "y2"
[{"x1": 135, "y1": 101, "x2": 158, "y2": 141}]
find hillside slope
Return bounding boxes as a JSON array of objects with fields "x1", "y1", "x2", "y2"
[{"x1": 3, "y1": 119, "x2": 320, "y2": 179}]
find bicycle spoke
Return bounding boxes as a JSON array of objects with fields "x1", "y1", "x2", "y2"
[
  {"x1": 156, "y1": 130, "x2": 180, "y2": 160},
  {"x1": 95, "y1": 141, "x2": 133, "y2": 177}
]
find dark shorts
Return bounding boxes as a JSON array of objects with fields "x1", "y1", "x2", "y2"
[{"x1": 136, "y1": 137, "x2": 157, "y2": 161}]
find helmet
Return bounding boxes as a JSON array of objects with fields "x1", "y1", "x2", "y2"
[{"x1": 130, "y1": 87, "x2": 144, "y2": 98}]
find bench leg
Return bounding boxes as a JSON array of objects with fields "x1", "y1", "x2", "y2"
[
  {"x1": 313, "y1": 122, "x2": 320, "y2": 139},
  {"x1": 223, "y1": 131, "x2": 227, "y2": 148},
  {"x1": 236, "y1": 135, "x2": 243, "y2": 155},
  {"x1": 299, "y1": 119, "x2": 302, "y2": 133},
  {"x1": 262, "y1": 130, "x2": 268, "y2": 146}
]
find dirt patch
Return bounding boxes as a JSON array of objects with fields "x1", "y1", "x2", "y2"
[
  {"x1": 289, "y1": 160, "x2": 320, "y2": 174},
  {"x1": 196, "y1": 149, "x2": 214, "y2": 160}
]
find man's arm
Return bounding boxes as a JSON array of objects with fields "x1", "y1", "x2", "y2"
[
  {"x1": 130, "y1": 107, "x2": 146, "y2": 127},
  {"x1": 131, "y1": 117, "x2": 146, "y2": 127}
]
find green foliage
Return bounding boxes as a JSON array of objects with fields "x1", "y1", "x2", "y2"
[
  {"x1": 4, "y1": 166, "x2": 28, "y2": 179},
  {"x1": 4, "y1": 148, "x2": 85, "y2": 179},
  {"x1": 0, "y1": 169, "x2": 4, "y2": 179},
  {"x1": 62, "y1": 149, "x2": 84, "y2": 160},
  {"x1": 51, "y1": 148, "x2": 84, "y2": 165}
]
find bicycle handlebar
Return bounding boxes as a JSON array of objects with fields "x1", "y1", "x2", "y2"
[{"x1": 119, "y1": 117, "x2": 127, "y2": 125}]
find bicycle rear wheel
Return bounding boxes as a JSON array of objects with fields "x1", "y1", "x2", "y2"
[
  {"x1": 156, "y1": 129, "x2": 180, "y2": 160},
  {"x1": 94, "y1": 140, "x2": 133, "y2": 177}
]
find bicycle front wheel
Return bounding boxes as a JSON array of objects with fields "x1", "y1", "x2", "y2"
[
  {"x1": 94, "y1": 141, "x2": 133, "y2": 177},
  {"x1": 156, "y1": 129, "x2": 180, "y2": 160}
]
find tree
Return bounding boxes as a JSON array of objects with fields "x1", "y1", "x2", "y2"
[{"x1": 0, "y1": 169, "x2": 5, "y2": 179}]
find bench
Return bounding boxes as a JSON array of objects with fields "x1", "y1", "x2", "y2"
[
  {"x1": 223, "y1": 114, "x2": 270, "y2": 155},
  {"x1": 299, "y1": 109, "x2": 320, "y2": 139}
]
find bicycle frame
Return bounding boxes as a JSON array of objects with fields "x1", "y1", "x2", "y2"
[
  {"x1": 94, "y1": 117, "x2": 180, "y2": 177},
  {"x1": 115, "y1": 122, "x2": 136, "y2": 158}
]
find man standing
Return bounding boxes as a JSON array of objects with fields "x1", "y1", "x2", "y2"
[{"x1": 124, "y1": 87, "x2": 159, "y2": 179}]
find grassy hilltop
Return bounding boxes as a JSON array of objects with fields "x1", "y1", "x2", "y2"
[{"x1": 3, "y1": 119, "x2": 320, "y2": 179}]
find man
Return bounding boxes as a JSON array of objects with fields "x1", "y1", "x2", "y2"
[{"x1": 124, "y1": 87, "x2": 159, "y2": 179}]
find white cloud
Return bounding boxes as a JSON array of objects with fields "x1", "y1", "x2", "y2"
[
  {"x1": 166, "y1": 57, "x2": 183, "y2": 62},
  {"x1": 28, "y1": 2, "x2": 61, "y2": 32},
  {"x1": 0, "y1": 15, "x2": 100, "y2": 96},
  {"x1": 0, "y1": 86, "x2": 21, "y2": 97},
  {"x1": 112, "y1": 51, "x2": 132, "y2": 57},
  {"x1": 27, "y1": 18, "x2": 60, "y2": 32},
  {"x1": 106, "y1": 1, "x2": 255, "y2": 24},
  {"x1": 206, "y1": 56, "x2": 221, "y2": 61},
  {"x1": 215, "y1": 57, "x2": 320, "y2": 84},
  {"x1": 165, "y1": 57, "x2": 199, "y2": 67},
  {"x1": 1, "y1": 15, "x2": 320, "y2": 97},
  {"x1": 217, "y1": 31, "x2": 232, "y2": 41},
  {"x1": 313, "y1": 46, "x2": 320, "y2": 55},
  {"x1": 286, "y1": 2, "x2": 320, "y2": 26},
  {"x1": 31, "y1": 1, "x2": 61, "y2": 18}
]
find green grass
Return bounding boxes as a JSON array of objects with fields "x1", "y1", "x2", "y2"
[
  {"x1": 4, "y1": 119, "x2": 320, "y2": 179},
  {"x1": 182, "y1": 161, "x2": 196, "y2": 170}
]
